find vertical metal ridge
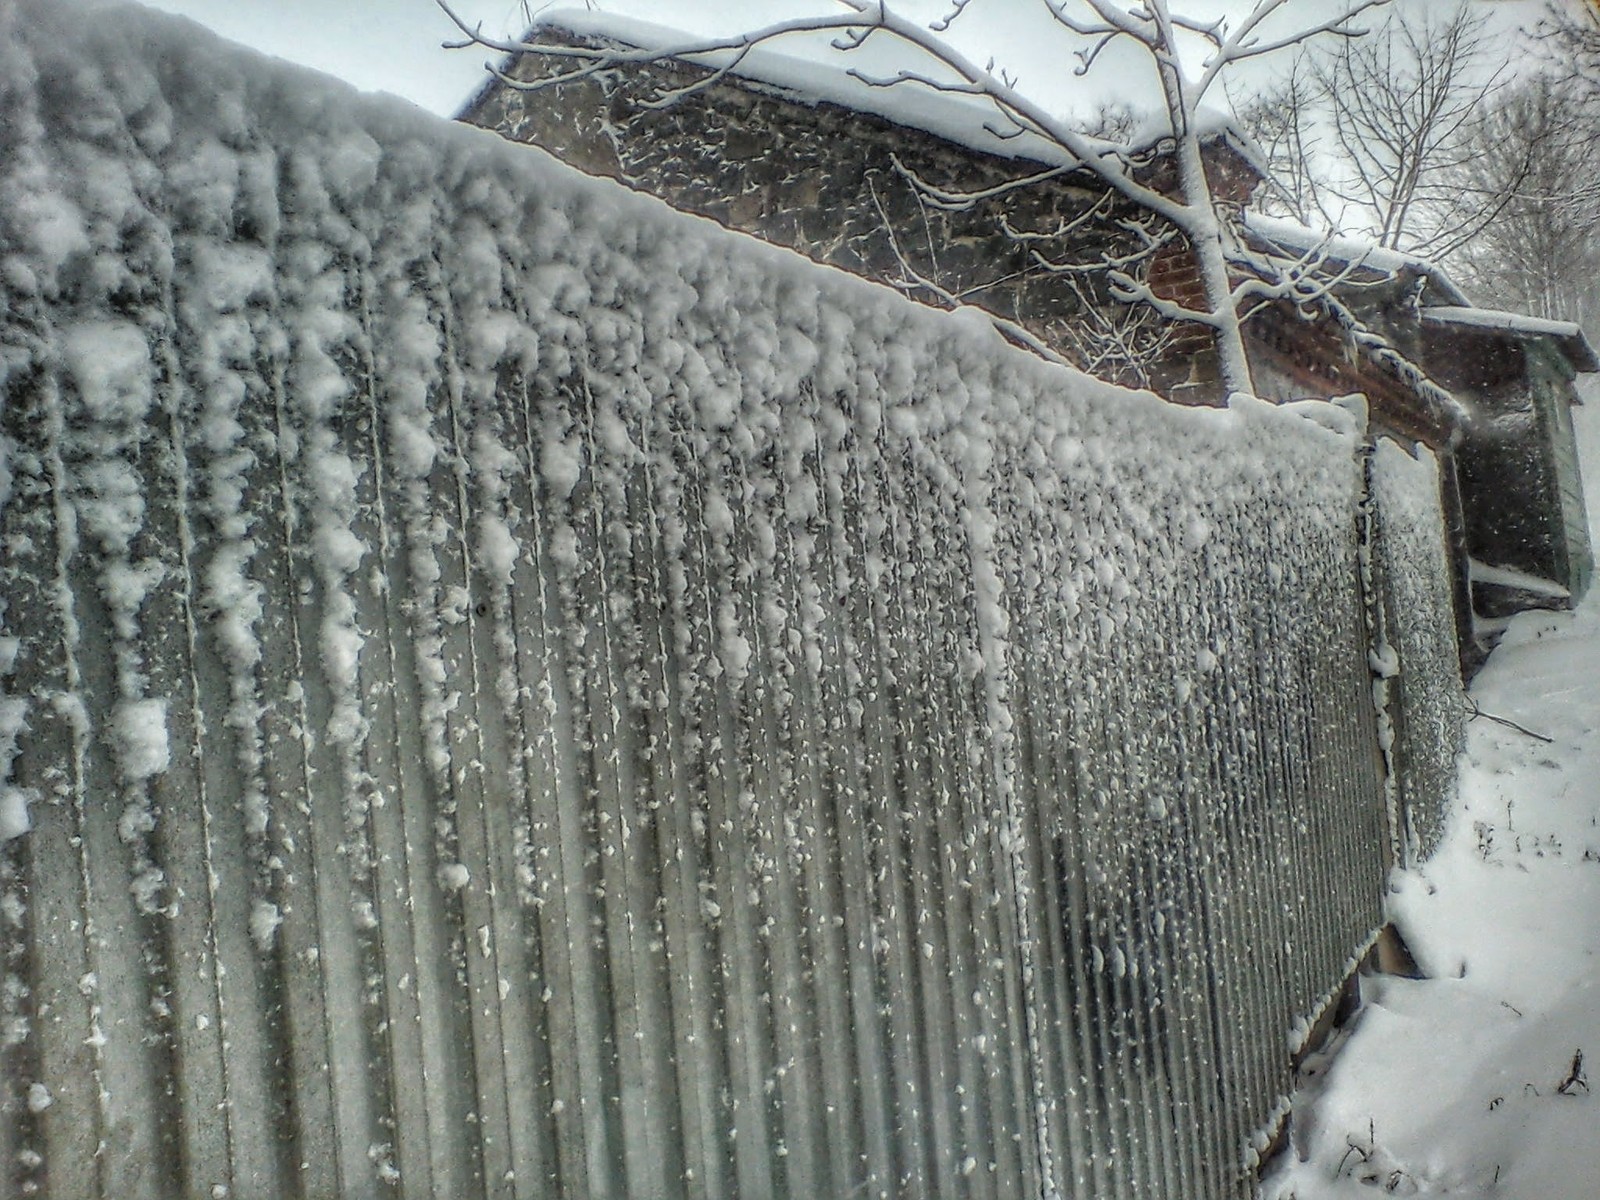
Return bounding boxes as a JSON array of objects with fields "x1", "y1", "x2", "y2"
[
  {"x1": 145, "y1": 330, "x2": 239, "y2": 1200},
  {"x1": 511, "y1": 398, "x2": 602, "y2": 1200},
  {"x1": 355, "y1": 291, "x2": 447, "y2": 1200},
  {"x1": 469, "y1": 379, "x2": 560, "y2": 1200},
  {"x1": 579, "y1": 374, "x2": 680, "y2": 1200},
  {"x1": 0, "y1": 361, "x2": 34, "y2": 1194},
  {"x1": 808, "y1": 437, "x2": 893, "y2": 1200},
  {"x1": 64, "y1": 357, "x2": 184, "y2": 1200},
  {"x1": 634, "y1": 401, "x2": 730, "y2": 1200},
  {"x1": 740, "y1": 451, "x2": 825, "y2": 1199},
  {"x1": 429, "y1": 279, "x2": 517, "y2": 1199},
  {"x1": 853, "y1": 437, "x2": 937, "y2": 1200},
  {"x1": 171, "y1": 329, "x2": 296, "y2": 1200},
  {"x1": 1212, "y1": 505, "x2": 1292, "y2": 1147},
  {"x1": 487, "y1": 370, "x2": 565, "y2": 1200},
  {"x1": 883, "y1": 457, "x2": 968, "y2": 1200},
  {"x1": 5, "y1": 362, "x2": 106, "y2": 1200},
  {"x1": 257, "y1": 334, "x2": 347, "y2": 1200}
]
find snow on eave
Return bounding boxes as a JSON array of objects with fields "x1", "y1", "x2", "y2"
[
  {"x1": 1311, "y1": 289, "x2": 1470, "y2": 440},
  {"x1": 1241, "y1": 213, "x2": 1472, "y2": 307},
  {"x1": 1421, "y1": 306, "x2": 1600, "y2": 375},
  {"x1": 505, "y1": 8, "x2": 1256, "y2": 177},
  {"x1": 1120, "y1": 105, "x2": 1270, "y2": 187}
]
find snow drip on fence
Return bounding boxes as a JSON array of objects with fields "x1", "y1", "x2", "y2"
[
  {"x1": 1368, "y1": 441, "x2": 1467, "y2": 864},
  {"x1": 0, "y1": 3, "x2": 1395, "y2": 1200}
]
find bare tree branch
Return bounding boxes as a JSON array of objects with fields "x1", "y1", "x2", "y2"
[
  {"x1": 887, "y1": 152, "x2": 1075, "y2": 211},
  {"x1": 1444, "y1": 71, "x2": 1600, "y2": 329},
  {"x1": 865, "y1": 171, "x2": 1082, "y2": 367},
  {"x1": 1108, "y1": 271, "x2": 1221, "y2": 326},
  {"x1": 1309, "y1": 4, "x2": 1511, "y2": 255}
]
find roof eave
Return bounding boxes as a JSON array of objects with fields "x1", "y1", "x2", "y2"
[{"x1": 1420, "y1": 310, "x2": 1600, "y2": 376}]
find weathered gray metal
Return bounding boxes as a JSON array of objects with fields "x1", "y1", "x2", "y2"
[
  {"x1": 1368, "y1": 441, "x2": 1468, "y2": 864},
  {"x1": 0, "y1": 5, "x2": 1459, "y2": 1199}
]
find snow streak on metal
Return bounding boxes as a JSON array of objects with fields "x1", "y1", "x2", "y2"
[{"x1": 0, "y1": 4, "x2": 1454, "y2": 1199}]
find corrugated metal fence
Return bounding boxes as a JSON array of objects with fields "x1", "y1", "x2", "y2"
[
  {"x1": 0, "y1": 5, "x2": 1460, "y2": 1199},
  {"x1": 1367, "y1": 441, "x2": 1467, "y2": 864}
]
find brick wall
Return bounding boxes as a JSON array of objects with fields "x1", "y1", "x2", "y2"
[{"x1": 465, "y1": 42, "x2": 1242, "y2": 397}]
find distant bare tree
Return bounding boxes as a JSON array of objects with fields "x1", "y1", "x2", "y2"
[
  {"x1": 1542, "y1": 0, "x2": 1600, "y2": 100},
  {"x1": 1319, "y1": 3, "x2": 1521, "y2": 254},
  {"x1": 1241, "y1": 3, "x2": 1530, "y2": 257},
  {"x1": 1445, "y1": 73, "x2": 1600, "y2": 330},
  {"x1": 1229, "y1": 53, "x2": 1329, "y2": 226}
]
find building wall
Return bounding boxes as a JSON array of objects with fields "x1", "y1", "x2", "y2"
[
  {"x1": 1431, "y1": 330, "x2": 1592, "y2": 607},
  {"x1": 0, "y1": 7, "x2": 1461, "y2": 1200},
  {"x1": 1531, "y1": 344, "x2": 1595, "y2": 600},
  {"x1": 464, "y1": 43, "x2": 1219, "y2": 395}
]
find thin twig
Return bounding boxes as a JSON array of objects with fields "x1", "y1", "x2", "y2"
[
  {"x1": 1557, "y1": 1049, "x2": 1589, "y2": 1096},
  {"x1": 1465, "y1": 696, "x2": 1554, "y2": 744}
]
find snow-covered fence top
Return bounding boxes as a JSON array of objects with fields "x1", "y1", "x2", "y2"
[{"x1": 1, "y1": 3, "x2": 1392, "y2": 1200}]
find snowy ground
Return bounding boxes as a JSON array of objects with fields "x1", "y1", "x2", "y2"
[{"x1": 1264, "y1": 398, "x2": 1600, "y2": 1198}]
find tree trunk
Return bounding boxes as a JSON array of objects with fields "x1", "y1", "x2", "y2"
[{"x1": 1158, "y1": 33, "x2": 1255, "y2": 399}]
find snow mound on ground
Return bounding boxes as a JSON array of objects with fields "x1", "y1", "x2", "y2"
[{"x1": 1264, "y1": 416, "x2": 1600, "y2": 1200}]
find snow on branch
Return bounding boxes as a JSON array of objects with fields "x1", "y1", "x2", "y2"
[
  {"x1": 1193, "y1": 0, "x2": 1388, "y2": 96},
  {"x1": 1107, "y1": 270, "x2": 1221, "y2": 328},
  {"x1": 439, "y1": 1, "x2": 884, "y2": 67},
  {"x1": 886, "y1": 152, "x2": 1075, "y2": 212},
  {"x1": 1228, "y1": 232, "x2": 1377, "y2": 313}
]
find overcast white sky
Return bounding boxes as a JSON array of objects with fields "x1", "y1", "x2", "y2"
[{"x1": 136, "y1": 0, "x2": 1550, "y2": 120}]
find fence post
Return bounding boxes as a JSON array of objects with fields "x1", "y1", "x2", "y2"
[{"x1": 1355, "y1": 439, "x2": 1406, "y2": 872}]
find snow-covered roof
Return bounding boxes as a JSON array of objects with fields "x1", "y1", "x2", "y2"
[
  {"x1": 501, "y1": 8, "x2": 1259, "y2": 173},
  {"x1": 1422, "y1": 306, "x2": 1600, "y2": 373},
  {"x1": 1242, "y1": 213, "x2": 1472, "y2": 307}
]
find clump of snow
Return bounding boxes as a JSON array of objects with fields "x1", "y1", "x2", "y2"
[
  {"x1": 250, "y1": 900, "x2": 282, "y2": 952},
  {"x1": 111, "y1": 698, "x2": 170, "y2": 783},
  {"x1": 478, "y1": 512, "x2": 520, "y2": 586},
  {"x1": 0, "y1": 787, "x2": 30, "y2": 842},
  {"x1": 0, "y1": 670, "x2": 30, "y2": 840},
  {"x1": 1368, "y1": 642, "x2": 1399, "y2": 679},
  {"x1": 58, "y1": 320, "x2": 154, "y2": 422},
  {"x1": 1246, "y1": 1094, "x2": 1294, "y2": 1172},
  {"x1": 25, "y1": 1082, "x2": 52, "y2": 1114}
]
